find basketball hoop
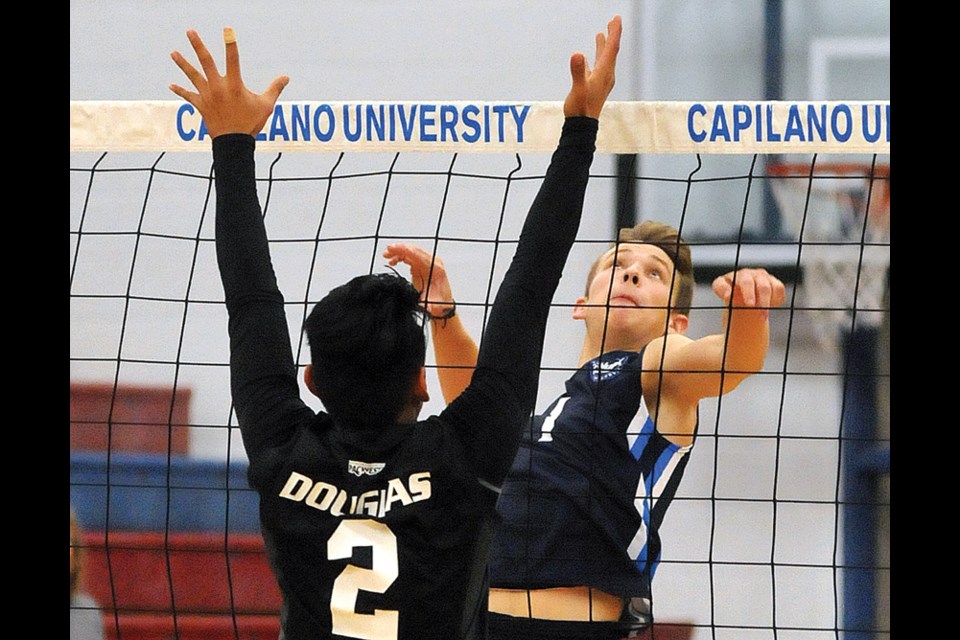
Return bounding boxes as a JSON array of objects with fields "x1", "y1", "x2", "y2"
[{"x1": 768, "y1": 162, "x2": 890, "y2": 350}]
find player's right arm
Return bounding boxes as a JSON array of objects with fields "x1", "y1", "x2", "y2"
[
  {"x1": 657, "y1": 267, "x2": 784, "y2": 399},
  {"x1": 439, "y1": 15, "x2": 622, "y2": 487},
  {"x1": 384, "y1": 5, "x2": 625, "y2": 409},
  {"x1": 642, "y1": 267, "x2": 785, "y2": 446}
]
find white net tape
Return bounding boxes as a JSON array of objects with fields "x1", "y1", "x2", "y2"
[{"x1": 770, "y1": 163, "x2": 890, "y2": 350}]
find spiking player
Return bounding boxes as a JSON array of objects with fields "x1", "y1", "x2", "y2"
[
  {"x1": 169, "y1": 15, "x2": 621, "y2": 640},
  {"x1": 387, "y1": 217, "x2": 785, "y2": 639}
]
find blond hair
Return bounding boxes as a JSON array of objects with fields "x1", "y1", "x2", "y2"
[{"x1": 585, "y1": 220, "x2": 695, "y2": 316}]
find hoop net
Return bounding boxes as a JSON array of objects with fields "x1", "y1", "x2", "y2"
[{"x1": 769, "y1": 162, "x2": 890, "y2": 350}]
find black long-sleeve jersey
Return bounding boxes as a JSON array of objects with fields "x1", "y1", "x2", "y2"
[{"x1": 212, "y1": 117, "x2": 597, "y2": 640}]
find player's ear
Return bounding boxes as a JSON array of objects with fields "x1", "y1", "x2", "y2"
[
  {"x1": 668, "y1": 312, "x2": 689, "y2": 335},
  {"x1": 572, "y1": 296, "x2": 588, "y2": 320},
  {"x1": 413, "y1": 367, "x2": 430, "y2": 403},
  {"x1": 304, "y1": 364, "x2": 320, "y2": 397}
]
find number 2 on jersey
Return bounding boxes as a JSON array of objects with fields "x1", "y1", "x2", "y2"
[{"x1": 328, "y1": 519, "x2": 399, "y2": 639}]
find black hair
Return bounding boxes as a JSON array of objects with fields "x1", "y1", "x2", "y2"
[{"x1": 303, "y1": 272, "x2": 426, "y2": 427}]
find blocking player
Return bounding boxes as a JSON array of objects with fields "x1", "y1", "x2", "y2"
[
  {"x1": 169, "y1": 16, "x2": 621, "y2": 640},
  {"x1": 385, "y1": 221, "x2": 785, "y2": 638}
]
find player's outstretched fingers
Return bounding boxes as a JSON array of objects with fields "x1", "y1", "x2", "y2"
[
  {"x1": 186, "y1": 29, "x2": 221, "y2": 81},
  {"x1": 223, "y1": 27, "x2": 242, "y2": 83},
  {"x1": 564, "y1": 50, "x2": 598, "y2": 118},
  {"x1": 597, "y1": 15, "x2": 622, "y2": 74}
]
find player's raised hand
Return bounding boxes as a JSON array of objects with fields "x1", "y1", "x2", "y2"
[
  {"x1": 170, "y1": 27, "x2": 289, "y2": 138},
  {"x1": 564, "y1": 15, "x2": 622, "y2": 120},
  {"x1": 712, "y1": 268, "x2": 786, "y2": 315},
  {"x1": 383, "y1": 243, "x2": 456, "y2": 318}
]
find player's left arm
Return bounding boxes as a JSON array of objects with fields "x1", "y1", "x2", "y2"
[
  {"x1": 170, "y1": 28, "x2": 311, "y2": 457},
  {"x1": 647, "y1": 267, "x2": 786, "y2": 404}
]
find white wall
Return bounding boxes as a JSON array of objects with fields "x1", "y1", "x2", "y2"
[{"x1": 70, "y1": 2, "x2": 890, "y2": 637}]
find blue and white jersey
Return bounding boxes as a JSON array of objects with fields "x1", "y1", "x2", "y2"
[{"x1": 489, "y1": 349, "x2": 696, "y2": 600}]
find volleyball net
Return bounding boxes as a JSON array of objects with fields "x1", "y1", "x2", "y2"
[{"x1": 70, "y1": 99, "x2": 890, "y2": 639}]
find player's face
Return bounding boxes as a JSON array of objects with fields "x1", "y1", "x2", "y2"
[{"x1": 575, "y1": 243, "x2": 678, "y2": 349}]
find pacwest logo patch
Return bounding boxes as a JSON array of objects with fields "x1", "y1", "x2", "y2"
[{"x1": 348, "y1": 460, "x2": 386, "y2": 477}]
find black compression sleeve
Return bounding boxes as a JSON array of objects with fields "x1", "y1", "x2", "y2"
[
  {"x1": 476, "y1": 116, "x2": 597, "y2": 410},
  {"x1": 212, "y1": 134, "x2": 301, "y2": 452},
  {"x1": 440, "y1": 117, "x2": 597, "y2": 485},
  {"x1": 212, "y1": 134, "x2": 281, "y2": 301}
]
